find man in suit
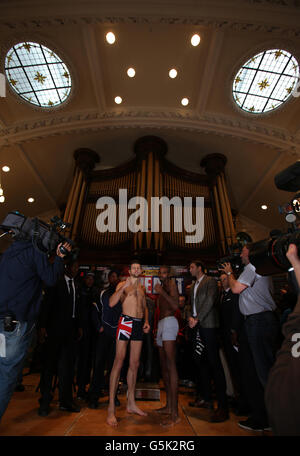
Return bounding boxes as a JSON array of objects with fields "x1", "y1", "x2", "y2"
[
  {"x1": 38, "y1": 260, "x2": 83, "y2": 416},
  {"x1": 219, "y1": 272, "x2": 249, "y2": 415},
  {"x1": 87, "y1": 269, "x2": 121, "y2": 409},
  {"x1": 76, "y1": 272, "x2": 99, "y2": 401},
  {"x1": 187, "y1": 260, "x2": 229, "y2": 422}
]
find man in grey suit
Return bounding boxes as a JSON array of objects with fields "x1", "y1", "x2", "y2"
[{"x1": 187, "y1": 260, "x2": 229, "y2": 422}]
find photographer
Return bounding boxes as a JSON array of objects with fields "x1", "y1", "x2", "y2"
[
  {"x1": 265, "y1": 243, "x2": 300, "y2": 435},
  {"x1": 0, "y1": 238, "x2": 71, "y2": 421},
  {"x1": 220, "y1": 244, "x2": 280, "y2": 432}
]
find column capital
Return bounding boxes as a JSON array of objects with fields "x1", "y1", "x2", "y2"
[
  {"x1": 74, "y1": 148, "x2": 100, "y2": 175},
  {"x1": 200, "y1": 153, "x2": 227, "y2": 177},
  {"x1": 134, "y1": 136, "x2": 167, "y2": 161}
]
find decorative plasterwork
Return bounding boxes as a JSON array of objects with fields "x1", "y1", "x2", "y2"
[
  {"x1": 1, "y1": 12, "x2": 300, "y2": 37},
  {"x1": 0, "y1": 108, "x2": 299, "y2": 155}
]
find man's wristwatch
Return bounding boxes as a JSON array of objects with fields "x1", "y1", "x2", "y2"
[{"x1": 226, "y1": 272, "x2": 232, "y2": 276}]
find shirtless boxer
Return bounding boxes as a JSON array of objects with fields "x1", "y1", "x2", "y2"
[
  {"x1": 154, "y1": 265, "x2": 180, "y2": 427},
  {"x1": 106, "y1": 260, "x2": 150, "y2": 427}
]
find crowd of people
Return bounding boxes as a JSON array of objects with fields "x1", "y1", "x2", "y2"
[{"x1": 1, "y1": 238, "x2": 300, "y2": 434}]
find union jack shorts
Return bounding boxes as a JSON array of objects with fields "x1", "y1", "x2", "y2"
[{"x1": 116, "y1": 314, "x2": 144, "y2": 341}]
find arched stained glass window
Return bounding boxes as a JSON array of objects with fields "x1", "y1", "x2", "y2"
[
  {"x1": 232, "y1": 49, "x2": 299, "y2": 114},
  {"x1": 5, "y1": 42, "x2": 72, "y2": 108}
]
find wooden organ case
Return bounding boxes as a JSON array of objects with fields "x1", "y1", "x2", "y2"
[{"x1": 63, "y1": 136, "x2": 236, "y2": 266}]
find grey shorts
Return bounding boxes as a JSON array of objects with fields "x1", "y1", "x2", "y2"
[{"x1": 156, "y1": 316, "x2": 179, "y2": 347}]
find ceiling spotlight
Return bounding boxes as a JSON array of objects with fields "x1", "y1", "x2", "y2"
[
  {"x1": 181, "y1": 97, "x2": 189, "y2": 106},
  {"x1": 169, "y1": 69, "x2": 177, "y2": 79},
  {"x1": 127, "y1": 68, "x2": 135, "y2": 78},
  {"x1": 106, "y1": 32, "x2": 116, "y2": 44},
  {"x1": 28, "y1": 197, "x2": 35, "y2": 203},
  {"x1": 191, "y1": 34, "x2": 201, "y2": 46},
  {"x1": 0, "y1": 188, "x2": 3, "y2": 196},
  {"x1": 2, "y1": 166, "x2": 10, "y2": 172},
  {"x1": 114, "y1": 96, "x2": 122, "y2": 104},
  {"x1": 0, "y1": 195, "x2": 5, "y2": 203},
  {"x1": 261, "y1": 205, "x2": 268, "y2": 210}
]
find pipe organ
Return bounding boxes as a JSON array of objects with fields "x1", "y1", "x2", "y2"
[{"x1": 63, "y1": 136, "x2": 236, "y2": 264}]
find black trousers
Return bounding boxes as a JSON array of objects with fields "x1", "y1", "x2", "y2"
[
  {"x1": 238, "y1": 316, "x2": 278, "y2": 426},
  {"x1": 193, "y1": 326, "x2": 228, "y2": 410},
  {"x1": 76, "y1": 329, "x2": 93, "y2": 394},
  {"x1": 39, "y1": 335, "x2": 77, "y2": 407},
  {"x1": 177, "y1": 336, "x2": 194, "y2": 381},
  {"x1": 221, "y1": 330, "x2": 249, "y2": 409},
  {"x1": 88, "y1": 330, "x2": 116, "y2": 402}
]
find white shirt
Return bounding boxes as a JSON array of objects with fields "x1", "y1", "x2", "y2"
[
  {"x1": 65, "y1": 275, "x2": 76, "y2": 318},
  {"x1": 193, "y1": 275, "x2": 205, "y2": 317}
]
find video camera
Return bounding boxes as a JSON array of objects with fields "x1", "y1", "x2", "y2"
[
  {"x1": 247, "y1": 161, "x2": 300, "y2": 276},
  {"x1": 225, "y1": 161, "x2": 300, "y2": 277},
  {"x1": 217, "y1": 242, "x2": 244, "y2": 275},
  {"x1": 0, "y1": 211, "x2": 77, "y2": 258}
]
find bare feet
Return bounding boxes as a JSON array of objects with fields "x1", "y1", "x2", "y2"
[
  {"x1": 160, "y1": 415, "x2": 181, "y2": 428},
  {"x1": 154, "y1": 405, "x2": 171, "y2": 415},
  {"x1": 107, "y1": 410, "x2": 118, "y2": 427},
  {"x1": 127, "y1": 404, "x2": 148, "y2": 416}
]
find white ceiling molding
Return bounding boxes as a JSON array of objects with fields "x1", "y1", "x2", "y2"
[
  {"x1": 241, "y1": 150, "x2": 285, "y2": 210},
  {"x1": 195, "y1": 29, "x2": 225, "y2": 115},
  {"x1": 0, "y1": 109, "x2": 299, "y2": 154},
  {"x1": 81, "y1": 24, "x2": 107, "y2": 112},
  {"x1": 1, "y1": 0, "x2": 300, "y2": 36},
  {"x1": 16, "y1": 144, "x2": 58, "y2": 208}
]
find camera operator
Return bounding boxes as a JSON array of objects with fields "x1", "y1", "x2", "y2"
[
  {"x1": 0, "y1": 238, "x2": 71, "y2": 421},
  {"x1": 265, "y1": 243, "x2": 300, "y2": 435},
  {"x1": 220, "y1": 244, "x2": 280, "y2": 432}
]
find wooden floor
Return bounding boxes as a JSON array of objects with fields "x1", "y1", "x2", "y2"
[{"x1": 0, "y1": 373, "x2": 272, "y2": 436}]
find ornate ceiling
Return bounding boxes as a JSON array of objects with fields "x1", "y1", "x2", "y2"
[{"x1": 0, "y1": 0, "x2": 300, "y2": 248}]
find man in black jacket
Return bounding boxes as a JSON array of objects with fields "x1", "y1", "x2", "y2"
[
  {"x1": 76, "y1": 272, "x2": 99, "y2": 401},
  {"x1": 0, "y1": 239, "x2": 70, "y2": 421},
  {"x1": 187, "y1": 260, "x2": 228, "y2": 423},
  {"x1": 87, "y1": 270, "x2": 121, "y2": 409},
  {"x1": 219, "y1": 272, "x2": 249, "y2": 415},
  {"x1": 38, "y1": 260, "x2": 82, "y2": 416}
]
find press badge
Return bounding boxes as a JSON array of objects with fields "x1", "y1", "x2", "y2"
[{"x1": 0, "y1": 333, "x2": 6, "y2": 357}]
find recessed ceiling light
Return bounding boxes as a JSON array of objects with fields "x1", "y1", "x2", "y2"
[
  {"x1": 169, "y1": 69, "x2": 177, "y2": 79},
  {"x1": 106, "y1": 32, "x2": 116, "y2": 44},
  {"x1": 181, "y1": 97, "x2": 189, "y2": 106},
  {"x1": 114, "y1": 96, "x2": 122, "y2": 104},
  {"x1": 0, "y1": 195, "x2": 5, "y2": 203},
  {"x1": 28, "y1": 197, "x2": 35, "y2": 203},
  {"x1": 261, "y1": 205, "x2": 268, "y2": 210},
  {"x1": 127, "y1": 68, "x2": 135, "y2": 78},
  {"x1": 191, "y1": 34, "x2": 201, "y2": 46},
  {"x1": 2, "y1": 166, "x2": 10, "y2": 172}
]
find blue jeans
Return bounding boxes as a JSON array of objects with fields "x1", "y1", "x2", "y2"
[
  {"x1": 0, "y1": 319, "x2": 35, "y2": 421},
  {"x1": 245, "y1": 311, "x2": 280, "y2": 388}
]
